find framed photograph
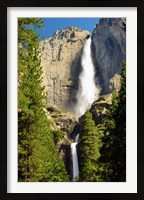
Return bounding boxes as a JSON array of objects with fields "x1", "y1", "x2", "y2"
[{"x1": 0, "y1": 0, "x2": 144, "y2": 199}]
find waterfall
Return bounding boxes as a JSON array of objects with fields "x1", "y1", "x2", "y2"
[
  {"x1": 75, "y1": 38, "x2": 100, "y2": 120},
  {"x1": 71, "y1": 134, "x2": 79, "y2": 181}
]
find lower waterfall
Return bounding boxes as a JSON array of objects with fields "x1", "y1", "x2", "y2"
[{"x1": 71, "y1": 134, "x2": 80, "y2": 181}]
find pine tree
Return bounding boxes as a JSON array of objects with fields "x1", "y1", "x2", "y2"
[
  {"x1": 18, "y1": 18, "x2": 69, "y2": 182},
  {"x1": 100, "y1": 61, "x2": 126, "y2": 182},
  {"x1": 78, "y1": 62, "x2": 126, "y2": 182},
  {"x1": 111, "y1": 61, "x2": 126, "y2": 181},
  {"x1": 78, "y1": 111, "x2": 103, "y2": 181}
]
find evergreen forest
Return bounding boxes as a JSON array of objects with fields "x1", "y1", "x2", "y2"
[
  {"x1": 18, "y1": 18, "x2": 126, "y2": 182},
  {"x1": 18, "y1": 18, "x2": 69, "y2": 181}
]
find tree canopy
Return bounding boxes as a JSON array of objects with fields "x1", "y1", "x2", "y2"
[
  {"x1": 78, "y1": 61, "x2": 126, "y2": 182},
  {"x1": 78, "y1": 111, "x2": 102, "y2": 181},
  {"x1": 18, "y1": 18, "x2": 69, "y2": 182}
]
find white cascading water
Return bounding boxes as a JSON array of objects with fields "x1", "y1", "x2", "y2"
[
  {"x1": 71, "y1": 38, "x2": 99, "y2": 181},
  {"x1": 71, "y1": 134, "x2": 80, "y2": 181},
  {"x1": 75, "y1": 37, "x2": 100, "y2": 120}
]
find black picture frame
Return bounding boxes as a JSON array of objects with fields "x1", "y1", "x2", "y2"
[{"x1": 0, "y1": 0, "x2": 144, "y2": 199}]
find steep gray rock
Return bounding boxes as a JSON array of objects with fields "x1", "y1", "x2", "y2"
[
  {"x1": 39, "y1": 19, "x2": 126, "y2": 117},
  {"x1": 39, "y1": 27, "x2": 90, "y2": 114},
  {"x1": 91, "y1": 18, "x2": 126, "y2": 94}
]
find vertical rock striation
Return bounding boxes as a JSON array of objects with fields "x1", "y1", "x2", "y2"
[
  {"x1": 39, "y1": 27, "x2": 90, "y2": 114},
  {"x1": 91, "y1": 18, "x2": 126, "y2": 94}
]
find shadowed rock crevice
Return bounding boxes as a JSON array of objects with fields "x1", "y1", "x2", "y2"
[{"x1": 65, "y1": 48, "x2": 84, "y2": 116}]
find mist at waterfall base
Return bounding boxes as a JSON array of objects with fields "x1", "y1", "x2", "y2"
[
  {"x1": 71, "y1": 38, "x2": 100, "y2": 181},
  {"x1": 74, "y1": 38, "x2": 100, "y2": 120}
]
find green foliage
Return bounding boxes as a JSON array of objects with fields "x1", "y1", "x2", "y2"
[
  {"x1": 78, "y1": 61, "x2": 126, "y2": 182},
  {"x1": 78, "y1": 111, "x2": 103, "y2": 182},
  {"x1": 99, "y1": 61, "x2": 126, "y2": 181},
  {"x1": 46, "y1": 105, "x2": 62, "y2": 113},
  {"x1": 52, "y1": 129, "x2": 65, "y2": 143},
  {"x1": 18, "y1": 18, "x2": 69, "y2": 182},
  {"x1": 18, "y1": 18, "x2": 126, "y2": 182},
  {"x1": 18, "y1": 18, "x2": 43, "y2": 47}
]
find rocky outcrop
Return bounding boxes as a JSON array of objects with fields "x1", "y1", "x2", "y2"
[
  {"x1": 78, "y1": 93, "x2": 113, "y2": 127},
  {"x1": 109, "y1": 73, "x2": 121, "y2": 92},
  {"x1": 45, "y1": 105, "x2": 79, "y2": 176},
  {"x1": 46, "y1": 105, "x2": 78, "y2": 136},
  {"x1": 39, "y1": 27, "x2": 90, "y2": 114},
  {"x1": 91, "y1": 18, "x2": 126, "y2": 94},
  {"x1": 89, "y1": 94, "x2": 113, "y2": 125}
]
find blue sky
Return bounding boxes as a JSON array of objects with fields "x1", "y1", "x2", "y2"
[{"x1": 36, "y1": 18, "x2": 99, "y2": 40}]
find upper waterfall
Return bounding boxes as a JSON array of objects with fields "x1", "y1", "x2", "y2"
[{"x1": 75, "y1": 38, "x2": 100, "y2": 120}]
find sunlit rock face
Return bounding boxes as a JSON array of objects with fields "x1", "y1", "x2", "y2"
[
  {"x1": 91, "y1": 18, "x2": 126, "y2": 95},
  {"x1": 39, "y1": 19, "x2": 126, "y2": 119},
  {"x1": 39, "y1": 27, "x2": 90, "y2": 115}
]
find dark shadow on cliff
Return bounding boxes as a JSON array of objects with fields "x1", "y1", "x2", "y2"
[
  {"x1": 59, "y1": 144, "x2": 71, "y2": 177},
  {"x1": 70, "y1": 124, "x2": 81, "y2": 140},
  {"x1": 65, "y1": 47, "x2": 84, "y2": 116},
  {"x1": 91, "y1": 32, "x2": 126, "y2": 95}
]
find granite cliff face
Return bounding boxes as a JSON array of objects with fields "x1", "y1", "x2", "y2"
[
  {"x1": 89, "y1": 94, "x2": 113, "y2": 125},
  {"x1": 39, "y1": 20, "x2": 126, "y2": 179},
  {"x1": 39, "y1": 18, "x2": 126, "y2": 116},
  {"x1": 91, "y1": 18, "x2": 126, "y2": 94},
  {"x1": 39, "y1": 27, "x2": 90, "y2": 114}
]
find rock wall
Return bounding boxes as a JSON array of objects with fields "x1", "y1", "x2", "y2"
[
  {"x1": 45, "y1": 105, "x2": 78, "y2": 177},
  {"x1": 91, "y1": 18, "x2": 126, "y2": 94},
  {"x1": 89, "y1": 94, "x2": 113, "y2": 125},
  {"x1": 39, "y1": 19, "x2": 126, "y2": 115},
  {"x1": 39, "y1": 27, "x2": 90, "y2": 113}
]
